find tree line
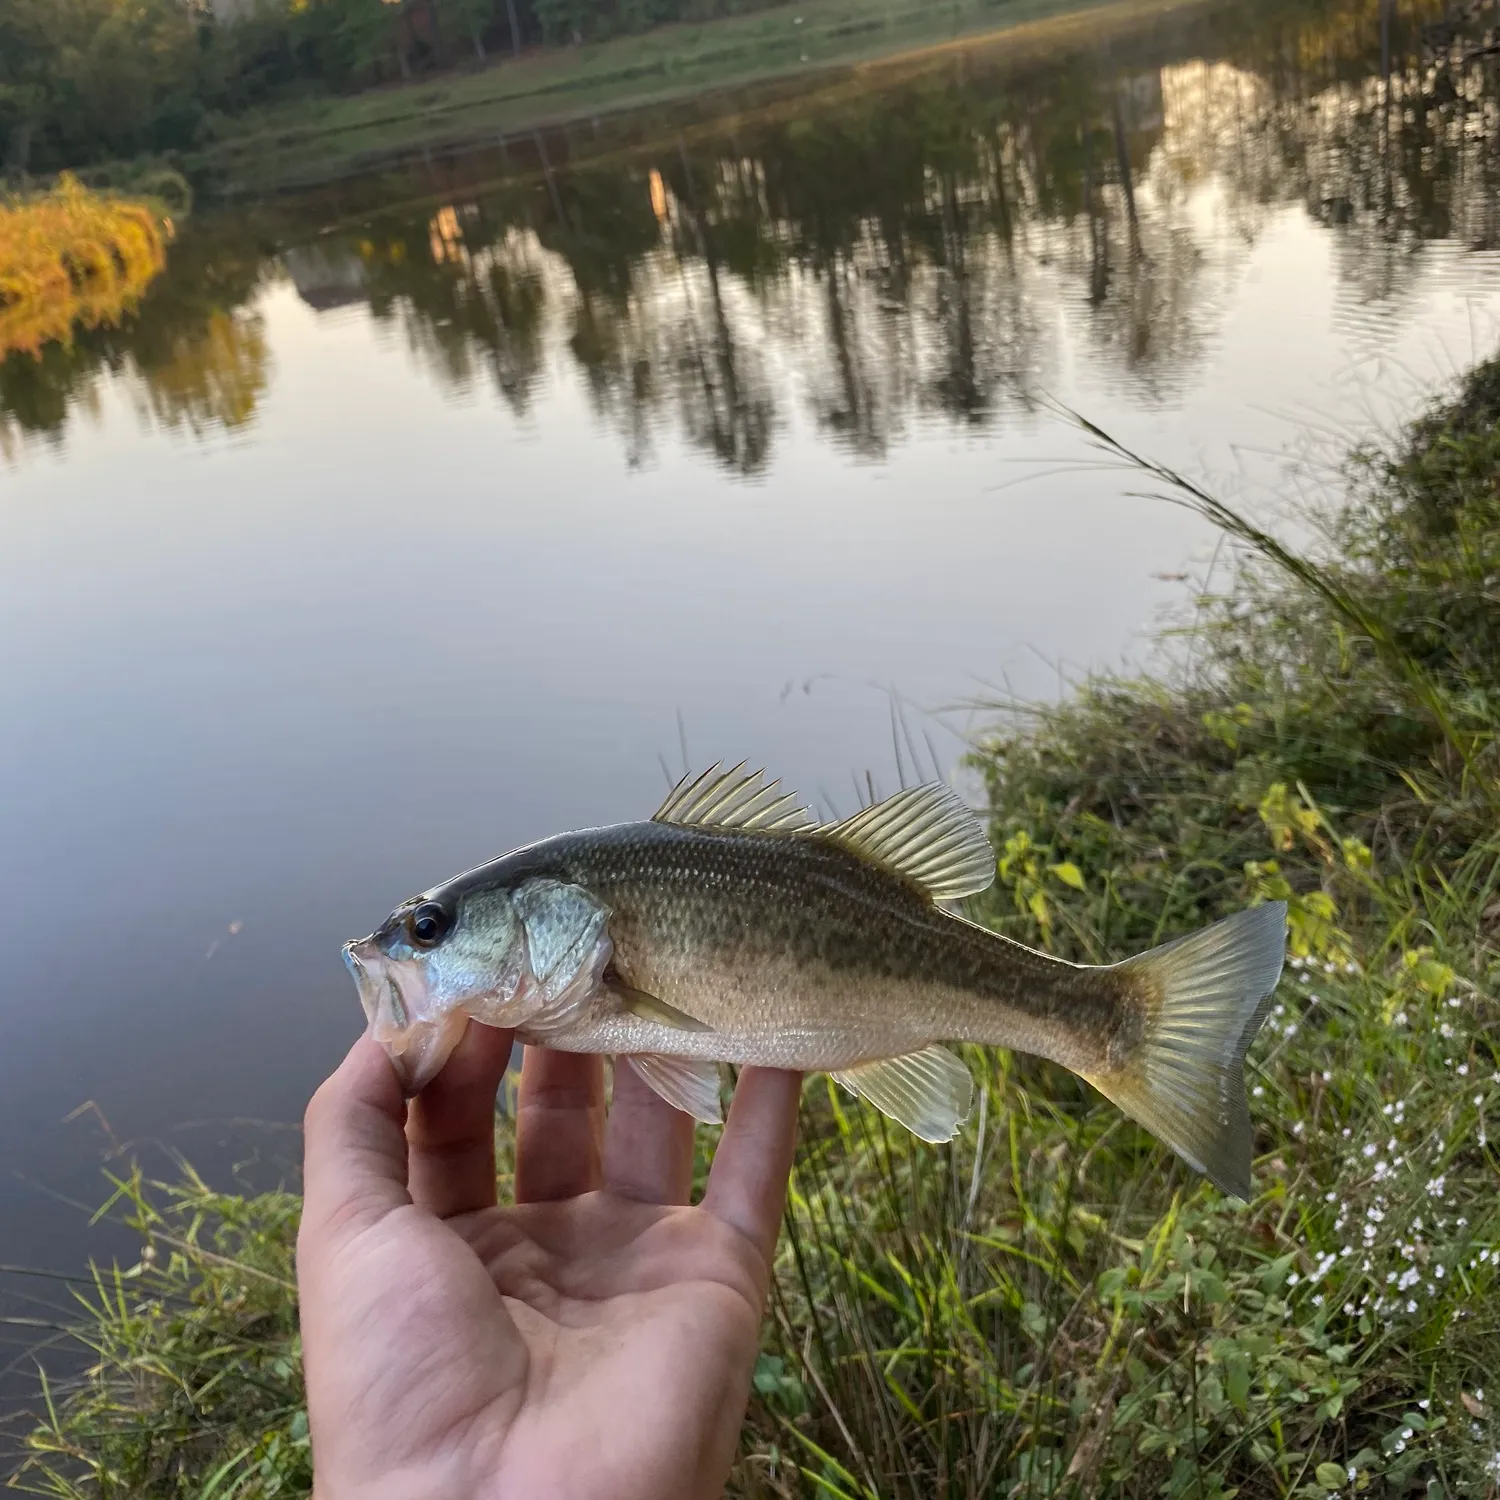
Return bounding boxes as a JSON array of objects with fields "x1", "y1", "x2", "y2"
[{"x1": 0, "y1": 0, "x2": 789, "y2": 176}]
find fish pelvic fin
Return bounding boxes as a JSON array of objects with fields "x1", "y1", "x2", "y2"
[{"x1": 1083, "y1": 902, "x2": 1287, "y2": 1201}]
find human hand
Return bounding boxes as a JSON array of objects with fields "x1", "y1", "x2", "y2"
[{"x1": 297, "y1": 1023, "x2": 801, "y2": 1500}]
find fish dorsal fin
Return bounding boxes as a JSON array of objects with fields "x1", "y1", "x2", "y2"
[
  {"x1": 816, "y1": 783, "x2": 995, "y2": 900},
  {"x1": 652, "y1": 763, "x2": 816, "y2": 832}
]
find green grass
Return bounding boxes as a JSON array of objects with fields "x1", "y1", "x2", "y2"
[
  {"x1": 10, "y1": 353, "x2": 1500, "y2": 1495},
  {"x1": 192, "y1": 0, "x2": 1185, "y2": 194}
]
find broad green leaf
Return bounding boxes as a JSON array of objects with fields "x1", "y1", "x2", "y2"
[{"x1": 1226, "y1": 1357, "x2": 1250, "y2": 1412}]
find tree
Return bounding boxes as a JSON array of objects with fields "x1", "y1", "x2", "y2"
[
  {"x1": 439, "y1": 0, "x2": 494, "y2": 62},
  {"x1": 0, "y1": 0, "x2": 65, "y2": 173}
]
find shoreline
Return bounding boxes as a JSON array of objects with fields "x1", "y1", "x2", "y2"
[{"x1": 191, "y1": 0, "x2": 1198, "y2": 196}]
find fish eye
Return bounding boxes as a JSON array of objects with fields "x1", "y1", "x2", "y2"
[{"x1": 408, "y1": 901, "x2": 453, "y2": 949}]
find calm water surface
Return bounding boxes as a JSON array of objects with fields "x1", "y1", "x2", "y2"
[{"x1": 4, "y1": 0, "x2": 1500, "y2": 1307}]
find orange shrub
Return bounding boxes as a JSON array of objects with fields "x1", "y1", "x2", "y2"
[{"x1": 0, "y1": 175, "x2": 170, "y2": 362}]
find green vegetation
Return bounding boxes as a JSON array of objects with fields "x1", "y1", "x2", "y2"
[
  {"x1": 0, "y1": 0, "x2": 1149, "y2": 183},
  {"x1": 190, "y1": 0, "x2": 1149, "y2": 194},
  {"x1": 756, "y1": 373, "x2": 1500, "y2": 1496},
  {"x1": 12, "y1": 346, "x2": 1500, "y2": 1494}
]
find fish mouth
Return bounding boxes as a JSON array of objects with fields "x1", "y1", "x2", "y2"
[
  {"x1": 341, "y1": 936, "x2": 464, "y2": 1094},
  {"x1": 342, "y1": 938, "x2": 393, "y2": 1029}
]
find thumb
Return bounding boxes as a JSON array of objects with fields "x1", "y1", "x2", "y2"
[{"x1": 301, "y1": 1031, "x2": 412, "y2": 1251}]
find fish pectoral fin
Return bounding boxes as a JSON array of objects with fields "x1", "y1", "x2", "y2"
[
  {"x1": 832, "y1": 1046, "x2": 974, "y2": 1143},
  {"x1": 613, "y1": 981, "x2": 713, "y2": 1032},
  {"x1": 814, "y1": 784, "x2": 995, "y2": 901},
  {"x1": 625, "y1": 1053, "x2": 724, "y2": 1124},
  {"x1": 653, "y1": 763, "x2": 816, "y2": 832}
]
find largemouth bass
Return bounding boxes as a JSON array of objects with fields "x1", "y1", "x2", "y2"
[{"x1": 343, "y1": 767, "x2": 1285, "y2": 1197}]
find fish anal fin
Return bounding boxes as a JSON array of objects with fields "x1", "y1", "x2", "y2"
[
  {"x1": 614, "y1": 981, "x2": 713, "y2": 1033},
  {"x1": 832, "y1": 1045, "x2": 974, "y2": 1143},
  {"x1": 1083, "y1": 902, "x2": 1287, "y2": 1200},
  {"x1": 653, "y1": 763, "x2": 816, "y2": 833},
  {"x1": 816, "y1": 784, "x2": 995, "y2": 901},
  {"x1": 626, "y1": 1053, "x2": 724, "y2": 1124}
]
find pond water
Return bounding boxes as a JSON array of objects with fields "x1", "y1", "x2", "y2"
[{"x1": 4, "y1": 0, "x2": 1500, "y2": 1313}]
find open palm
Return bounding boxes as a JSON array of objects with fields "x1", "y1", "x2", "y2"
[{"x1": 298, "y1": 1025, "x2": 800, "y2": 1500}]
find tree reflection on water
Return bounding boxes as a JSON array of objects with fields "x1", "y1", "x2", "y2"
[{"x1": 4, "y1": 0, "x2": 1498, "y2": 469}]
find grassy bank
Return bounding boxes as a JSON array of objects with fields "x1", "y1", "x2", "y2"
[
  {"x1": 192, "y1": 0, "x2": 1178, "y2": 195},
  {"x1": 0, "y1": 178, "x2": 171, "y2": 364},
  {"x1": 10, "y1": 357, "x2": 1500, "y2": 1496},
  {"x1": 747, "y1": 380, "x2": 1500, "y2": 1495}
]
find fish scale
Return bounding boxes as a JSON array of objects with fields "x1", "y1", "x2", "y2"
[{"x1": 343, "y1": 766, "x2": 1286, "y2": 1198}]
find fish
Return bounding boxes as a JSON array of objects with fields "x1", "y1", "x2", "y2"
[{"x1": 342, "y1": 765, "x2": 1286, "y2": 1197}]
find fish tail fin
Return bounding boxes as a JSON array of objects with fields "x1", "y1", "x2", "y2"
[{"x1": 1084, "y1": 902, "x2": 1286, "y2": 1199}]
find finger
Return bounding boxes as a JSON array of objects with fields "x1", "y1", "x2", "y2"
[
  {"x1": 406, "y1": 1019, "x2": 515, "y2": 1219},
  {"x1": 702, "y1": 1067, "x2": 802, "y2": 1267},
  {"x1": 603, "y1": 1058, "x2": 696, "y2": 1205},
  {"x1": 514, "y1": 1047, "x2": 605, "y2": 1203},
  {"x1": 300, "y1": 1031, "x2": 411, "y2": 1250}
]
